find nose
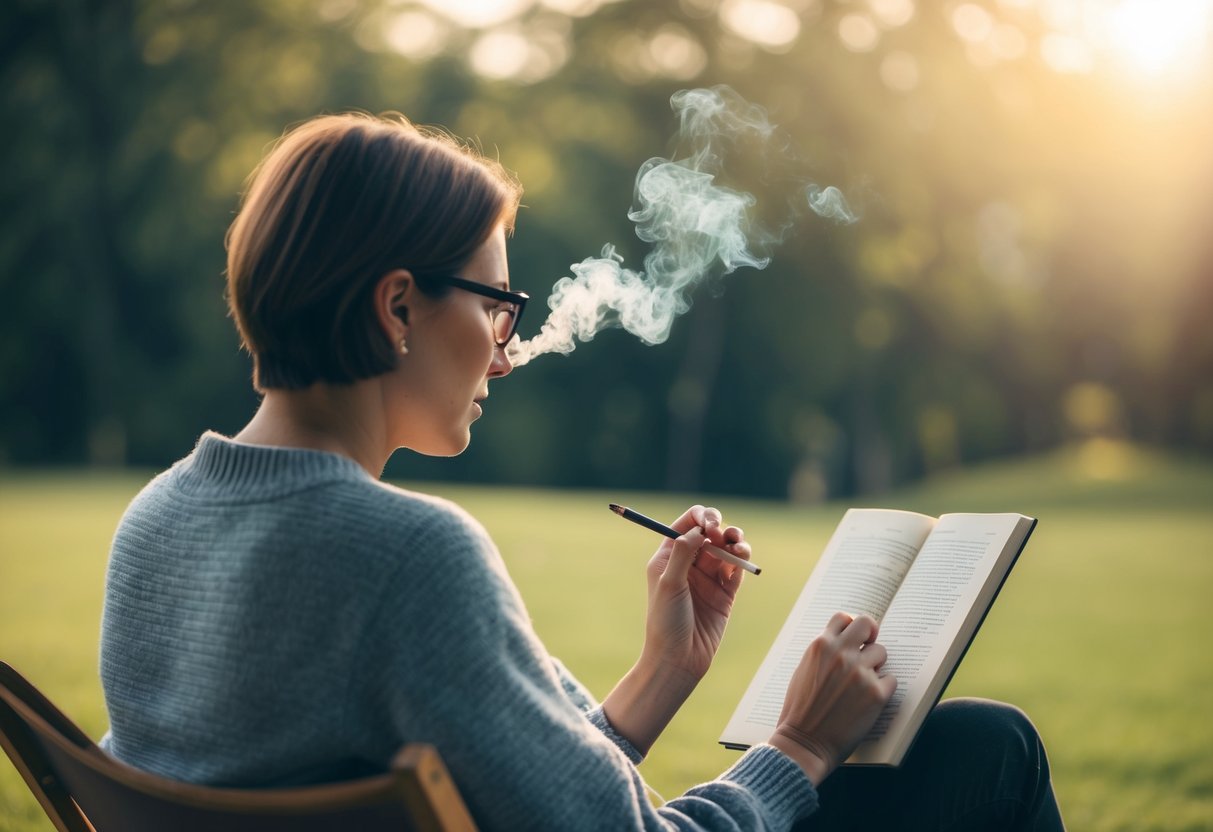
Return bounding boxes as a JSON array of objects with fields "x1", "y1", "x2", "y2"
[{"x1": 488, "y1": 343, "x2": 513, "y2": 378}]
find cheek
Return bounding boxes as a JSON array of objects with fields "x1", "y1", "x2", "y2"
[
  {"x1": 464, "y1": 319, "x2": 498, "y2": 370},
  {"x1": 447, "y1": 315, "x2": 496, "y2": 378}
]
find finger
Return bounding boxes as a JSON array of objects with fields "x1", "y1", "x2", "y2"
[
  {"x1": 697, "y1": 539, "x2": 751, "y2": 585},
  {"x1": 692, "y1": 543, "x2": 736, "y2": 585},
  {"x1": 722, "y1": 525, "x2": 744, "y2": 545},
  {"x1": 724, "y1": 540, "x2": 752, "y2": 562},
  {"x1": 667, "y1": 504, "x2": 706, "y2": 534},
  {"x1": 825, "y1": 611, "x2": 854, "y2": 635},
  {"x1": 721, "y1": 552, "x2": 746, "y2": 594},
  {"x1": 688, "y1": 558, "x2": 739, "y2": 601},
  {"x1": 840, "y1": 614, "x2": 880, "y2": 647},
  {"x1": 859, "y1": 642, "x2": 888, "y2": 669},
  {"x1": 696, "y1": 508, "x2": 723, "y2": 550},
  {"x1": 700, "y1": 514, "x2": 732, "y2": 549},
  {"x1": 645, "y1": 542, "x2": 674, "y2": 575},
  {"x1": 661, "y1": 526, "x2": 706, "y2": 587}
]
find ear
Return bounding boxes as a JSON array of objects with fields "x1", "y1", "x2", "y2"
[{"x1": 373, "y1": 268, "x2": 414, "y2": 347}]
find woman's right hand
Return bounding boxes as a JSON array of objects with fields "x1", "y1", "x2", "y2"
[{"x1": 768, "y1": 612, "x2": 897, "y2": 786}]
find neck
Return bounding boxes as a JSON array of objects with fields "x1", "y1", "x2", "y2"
[{"x1": 235, "y1": 380, "x2": 390, "y2": 477}]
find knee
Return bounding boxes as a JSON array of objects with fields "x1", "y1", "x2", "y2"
[
  {"x1": 935, "y1": 699, "x2": 1044, "y2": 751},
  {"x1": 933, "y1": 698, "x2": 1051, "y2": 783}
]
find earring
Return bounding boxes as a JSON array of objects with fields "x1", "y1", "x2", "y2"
[{"x1": 399, "y1": 338, "x2": 409, "y2": 356}]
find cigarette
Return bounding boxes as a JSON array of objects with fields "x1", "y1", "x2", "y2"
[{"x1": 608, "y1": 503, "x2": 762, "y2": 575}]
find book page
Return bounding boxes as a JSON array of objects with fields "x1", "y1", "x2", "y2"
[
  {"x1": 719, "y1": 509, "x2": 937, "y2": 749},
  {"x1": 847, "y1": 513, "x2": 1034, "y2": 765}
]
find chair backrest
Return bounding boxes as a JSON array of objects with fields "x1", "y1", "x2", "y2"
[{"x1": 0, "y1": 661, "x2": 477, "y2": 832}]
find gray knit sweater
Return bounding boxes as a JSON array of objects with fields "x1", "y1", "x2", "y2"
[{"x1": 99, "y1": 433, "x2": 817, "y2": 829}]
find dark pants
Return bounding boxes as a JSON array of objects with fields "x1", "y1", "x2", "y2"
[{"x1": 799, "y1": 698, "x2": 1065, "y2": 831}]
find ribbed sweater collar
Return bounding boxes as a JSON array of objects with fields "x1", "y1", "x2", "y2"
[{"x1": 172, "y1": 431, "x2": 372, "y2": 501}]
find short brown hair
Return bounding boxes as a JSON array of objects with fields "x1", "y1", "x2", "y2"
[{"x1": 225, "y1": 112, "x2": 522, "y2": 390}]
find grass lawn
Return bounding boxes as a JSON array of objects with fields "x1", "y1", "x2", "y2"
[{"x1": 2, "y1": 439, "x2": 1211, "y2": 830}]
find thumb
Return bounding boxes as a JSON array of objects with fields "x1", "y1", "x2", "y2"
[{"x1": 660, "y1": 527, "x2": 705, "y2": 589}]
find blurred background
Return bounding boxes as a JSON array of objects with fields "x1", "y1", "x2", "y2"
[{"x1": 3, "y1": 0, "x2": 1212, "y2": 500}]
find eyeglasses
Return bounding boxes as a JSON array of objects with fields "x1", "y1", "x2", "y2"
[{"x1": 426, "y1": 274, "x2": 529, "y2": 347}]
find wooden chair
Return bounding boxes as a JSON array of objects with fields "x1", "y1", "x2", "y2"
[{"x1": 0, "y1": 661, "x2": 477, "y2": 831}]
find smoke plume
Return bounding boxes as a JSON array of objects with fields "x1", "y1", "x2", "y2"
[{"x1": 506, "y1": 86, "x2": 854, "y2": 367}]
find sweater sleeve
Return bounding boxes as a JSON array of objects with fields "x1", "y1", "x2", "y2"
[
  {"x1": 549, "y1": 656, "x2": 646, "y2": 765},
  {"x1": 357, "y1": 500, "x2": 818, "y2": 831}
]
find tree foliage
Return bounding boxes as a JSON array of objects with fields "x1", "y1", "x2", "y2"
[{"x1": 2, "y1": 0, "x2": 1211, "y2": 498}]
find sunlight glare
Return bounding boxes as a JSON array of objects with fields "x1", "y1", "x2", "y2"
[
  {"x1": 952, "y1": 3, "x2": 995, "y2": 43},
  {"x1": 1102, "y1": 0, "x2": 1212, "y2": 78},
  {"x1": 1040, "y1": 31, "x2": 1093, "y2": 73},
  {"x1": 1032, "y1": 0, "x2": 1213, "y2": 79},
  {"x1": 415, "y1": 0, "x2": 533, "y2": 29},
  {"x1": 469, "y1": 30, "x2": 532, "y2": 78},
  {"x1": 540, "y1": 0, "x2": 618, "y2": 15},
  {"x1": 868, "y1": 0, "x2": 915, "y2": 28},
  {"x1": 471, "y1": 25, "x2": 570, "y2": 83},
  {"x1": 719, "y1": 0, "x2": 802, "y2": 50},
  {"x1": 838, "y1": 13, "x2": 880, "y2": 52},
  {"x1": 879, "y1": 50, "x2": 920, "y2": 91},
  {"x1": 384, "y1": 11, "x2": 447, "y2": 60},
  {"x1": 648, "y1": 25, "x2": 709, "y2": 80}
]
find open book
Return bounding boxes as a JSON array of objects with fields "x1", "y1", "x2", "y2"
[{"x1": 720, "y1": 509, "x2": 1036, "y2": 766}]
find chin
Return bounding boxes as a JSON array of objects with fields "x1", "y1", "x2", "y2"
[
  {"x1": 412, "y1": 433, "x2": 472, "y2": 458},
  {"x1": 445, "y1": 437, "x2": 472, "y2": 457}
]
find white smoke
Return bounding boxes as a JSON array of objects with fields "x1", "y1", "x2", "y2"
[
  {"x1": 507, "y1": 86, "x2": 855, "y2": 368},
  {"x1": 805, "y1": 184, "x2": 858, "y2": 224}
]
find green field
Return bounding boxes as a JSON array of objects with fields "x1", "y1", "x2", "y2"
[{"x1": 2, "y1": 440, "x2": 1211, "y2": 830}]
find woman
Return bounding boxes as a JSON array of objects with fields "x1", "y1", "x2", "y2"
[{"x1": 99, "y1": 112, "x2": 1063, "y2": 830}]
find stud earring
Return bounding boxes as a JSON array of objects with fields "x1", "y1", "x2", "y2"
[{"x1": 399, "y1": 338, "x2": 409, "y2": 356}]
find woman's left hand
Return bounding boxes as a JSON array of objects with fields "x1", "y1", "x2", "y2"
[{"x1": 642, "y1": 504, "x2": 751, "y2": 681}]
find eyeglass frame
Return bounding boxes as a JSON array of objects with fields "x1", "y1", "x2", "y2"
[{"x1": 419, "y1": 274, "x2": 529, "y2": 347}]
